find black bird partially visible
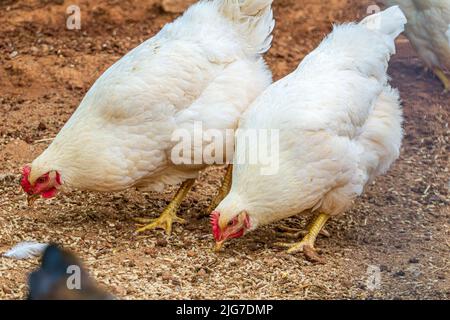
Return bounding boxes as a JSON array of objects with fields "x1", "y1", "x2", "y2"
[{"x1": 28, "y1": 244, "x2": 113, "y2": 300}]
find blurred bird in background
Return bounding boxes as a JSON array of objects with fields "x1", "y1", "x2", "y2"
[
  {"x1": 211, "y1": 7, "x2": 406, "y2": 262},
  {"x1": 382, "y1": 0, "x2": 450, "y2": 92},
  {"x1": 28, "y1": 244, "x2": 113, "y2": 300},
  {"x1": 20, "y1": 0, "x2": 275, "y2": 236}
]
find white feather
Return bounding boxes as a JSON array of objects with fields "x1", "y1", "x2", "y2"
[{"x1": 3, "y1": 242, "x2": 49, "y2": 260}]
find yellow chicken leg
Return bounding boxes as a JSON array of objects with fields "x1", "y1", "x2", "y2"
[
  {"x1": 135, "y1": 179, "x2": 195, "y2": 235},
  {"x1": 433, "y1": 68, "x2": 449, "y2": 93},
  {"x1": 204, "y1": 165, "x2": 233, "y2": 215},
  {"x1": 277, "y1": 224, "x2": 330, "y2": 239},
  {"x1": 276, "y1": 213, "x2": 330, "y2": 262}
]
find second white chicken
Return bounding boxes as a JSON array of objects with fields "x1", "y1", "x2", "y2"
[
  {"x1": 382, "y1": 0, "x2": 450, "y2": 91},
  {"x1": 211, "y1": 6, "x2": 406, "y2": 261}
]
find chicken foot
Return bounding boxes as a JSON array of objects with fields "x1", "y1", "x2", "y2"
[
  {"x1": 135, "y1": 179, "x2": 195, "y2": 235},
  {"x1": 204, "y1": 164, "x2": 233, "y2": 216},
  {"x1": 276, "y1": 213, "x2": 330, "y2": 263},
  {"x1": 433, "y1": 67, "x2": 449, "y2": 93}
]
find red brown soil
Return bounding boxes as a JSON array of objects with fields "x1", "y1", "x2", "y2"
[{"x1": 0, "y1": 0, "x2": 448, "y2": 299}]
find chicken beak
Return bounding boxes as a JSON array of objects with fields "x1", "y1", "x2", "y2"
[
  {"x1": 27, "y1": 194, "x2": 39, "y2": 207},
  {"x1": 214, "y1": 240, "x2": 225, "y2": 252}
]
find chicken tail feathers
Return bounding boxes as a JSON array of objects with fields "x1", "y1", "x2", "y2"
[
  {"x1": 216, "y1": 0, "x2": 275, "y2": 54},
  {"x1": 359, "y1": 5, "x2": 406, "y2": 41}
]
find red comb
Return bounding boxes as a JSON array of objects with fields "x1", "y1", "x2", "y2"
[
  {"x1": 210, "y1": 211, "x2": 221, "y2": 241},
  {"x1": 21, "y1": 165, "x2": 32, "y2": 194}
]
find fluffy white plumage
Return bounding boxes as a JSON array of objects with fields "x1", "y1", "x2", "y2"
[
  {"x1": 28, "y1": 0, "x2": 274, "y2": 192},
  {"x1": 3, "y1": 242, "x2": 49, "y2": 260},
  {"x1": 382, "y1": 0, "x2": 450, "y2": 72},
  {"x1": 216, "y1": 7, "x2": 406, "y2": 230}
]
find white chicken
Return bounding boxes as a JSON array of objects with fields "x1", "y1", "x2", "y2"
[
  {"x1": 382, "y1": 0, "x2": 450, "y2": 91},
  {"x1": 20, "y1": 0, "x2": 274, "y2": 235},
  {"x1": 211, "y1": 7, "x2": 406, "y2": 261}
]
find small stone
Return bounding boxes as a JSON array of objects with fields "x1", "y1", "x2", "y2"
[
  {"x1": 156, "y1": 239, "x2": 168, "y2": 247},
  {"x1": 380, "y1": 265, "x2": 390, "y2": 272},
  {"x1": 197, "y1": 268, "x2": 207, "y2": 276},
  {"x1": 144, "y1": 248, "x2": 156, "y2": 256},
  {"x1": 186, "y1": 250, "x2": 196, "y2": 257},
  {"x1": 161, "y1": 272, "x2": 172, "y2": 281},
  {"x1": 2, "y1": 286, "x2": 12, "y2": 295},
  {"x1": 9, "y1": 51, "x2": 18, "y2": 59},
  {"x1": 37, "y1": 121, "x2": 47, "y2": 131},
  {"x1": 41, "y1": 44, "x2": 49, "y2": 54},
  {"x1": 122, "y1": 260, "x2": 135, "y2": 267},
  {"x1": 394, "y1": 270, "x2": 405, "y2": 277},
  {"x1": 172, "y1": 279, "x2": 181, "y2": 286}
]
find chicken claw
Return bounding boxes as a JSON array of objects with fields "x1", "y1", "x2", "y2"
[
  {"x1": 134, "y1": 179, "x2": 195, "y2": 235},
  {"x1": 135, "y1": 212, "x2": 186, "y2": 235},
  {"x1": 275, "y1": 213, "x2": 330, "y2": 263},
  {"x1": 276, "y1": 240, "x2": 324, "y2": 263}
]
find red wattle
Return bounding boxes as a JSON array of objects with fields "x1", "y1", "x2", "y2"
[{"x1": 41, "y1": 187, "x2": 58, "y2": 199}]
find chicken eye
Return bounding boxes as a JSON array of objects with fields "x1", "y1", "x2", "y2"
[
  {"x1": 228, "y1": 220, "x2": 234, "y2": 226},
  {"x1": 37, "y1": 177, "x2": 46, "y2": 184}
]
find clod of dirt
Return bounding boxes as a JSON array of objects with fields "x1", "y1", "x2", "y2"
[
  {"x1": 409, "y1": 258, "x2": 419, "y2": 264},
  {"x1": 394, "y1": 271, "x2": 406, "y2": 277},
  {"x1": 156, "y1": 239, "x2": 168, "y2": 247},
  {"x1": 37, "y1": 121, "x2": 47, "y2": 131}
]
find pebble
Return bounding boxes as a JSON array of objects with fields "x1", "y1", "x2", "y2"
[
  {"x1": 172, "y1": 279, "x2": 181, "y2": 286},
  {"x1": 156, "y1": 239, "x2": 168, "y2": 247},
  {"x1": 2, "y1": 286, "x2": 12, "y2": 295},
  {"x1": 408, "y1": 257, "x2": 419, "y2": 264},
  {"x1": 197, "y1": 268, "x2": 207, "y2": 276},
  {"x1": 186, "y1": 250, "x2": 196, "y2": 257},
  {"x1": 144, "y1": 248, "x2": 157, "y2": 256},
  {"x1": 394, "y1": 270, "x2": 405, "y2": 277},
  {"x1": 161, "y1": 272, "x2": 172, "y2": 281},
  {"x1": 9, "y1": 51, "x2": 18, "y2": 59},
  {"x1": 37, "y1": 121, "x2": 47, "y2": 131}
]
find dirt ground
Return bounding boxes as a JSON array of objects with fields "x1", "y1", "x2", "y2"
[{"x1": 0, "y1": 0, "x2": 448, "y2": 300}]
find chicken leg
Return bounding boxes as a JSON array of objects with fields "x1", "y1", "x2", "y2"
[
  {"x1": 135, "y1": 179, "x2": 195, "y2": 235},
  {"x1": 204, "y1": 165, "x2": 233, "y2": 216},
  {"x1": 276, "y1": 213, "x2": 330, "y2": 263},
  {"x1": 277, "y1": 224, "x2": 330, "y2": 239},
  {"x1": 433, "y1": 67, "x2": 449, "y2": 93}
]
